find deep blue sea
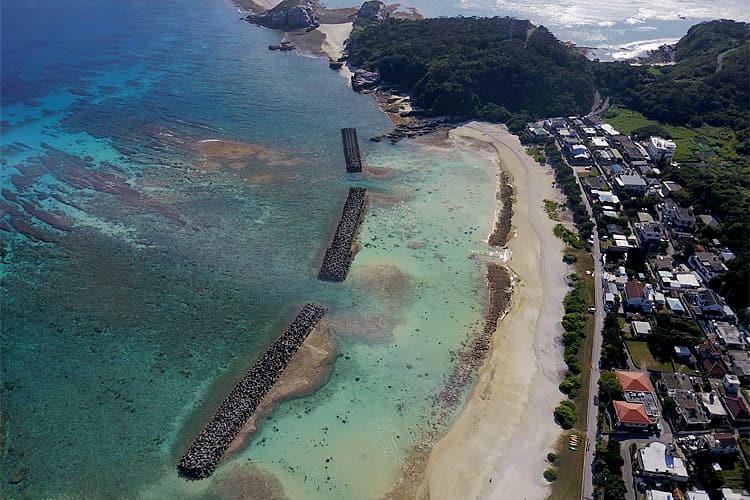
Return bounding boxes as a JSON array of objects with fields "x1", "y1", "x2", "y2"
[{"x1": 1, "y1": 0, "x2": 745, "y2": 498}]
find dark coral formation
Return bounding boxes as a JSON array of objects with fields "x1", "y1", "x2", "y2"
[
  {"x1": 318, "y1": 187, "x2": 367, "y2": 282},
  {"x1": 340, "y1": 128, "x2": 364, "y2": 173},
  {"x1": 488, "y1": 171, "x2": 513, "y2": 247},
  {"x1": 178, "y1": 303, "x2": 327, "y2": 479}
]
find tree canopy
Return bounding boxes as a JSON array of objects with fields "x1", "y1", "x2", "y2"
[{"x1": 347, "y1": 17, "x2": 595, "y2": 122}]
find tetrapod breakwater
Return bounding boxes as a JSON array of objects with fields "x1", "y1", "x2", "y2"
[
  {"x1": 341, "y1": 128, "x2": 364, "y2": 173},
  {"x1": 178, "y1": 302, "x2": 328, "y2": 479},
  {"x1": 318, "y1": 187, "x2": 367, "y2": 282}
]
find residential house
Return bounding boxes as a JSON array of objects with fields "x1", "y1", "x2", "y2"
[
  {"x1": 712, "y1": 321, "x2": 746, "y2": 350},
  {"x1": 726, "y1": 349, "x2": 750, "y2": 385},
  {"x1": 670, "y1": 207, "x2": 696, "y2": 232},
  {"x1": 632, "y1": 321, "x2": 652, "y2": 338},
  {"x1": 689, "y1": 252, "x2": 728, "y2": 283},
  {"x1": 635, "y1": 221, "x2": 666, "y2": 244},
  {"x1": 659, "y1": 372, "x2": 709, "y2": 429},
  {"x1": 637, "y1": 441, "x2": 689, "y2": 483},
  {"x1": 615, "y1": 173, "x2": 648, "y2": 195},
  {"x1": 696, "y1": 290, "x2": 726, "y2": 317},
  {"x1": 648, "y1": 137, "x2": 676, "y2": 162},
  {"x1": 624, "y1": 281, "x2": 654, "y2": 313},
  {"x1": 701, "y1": 391, "x2": 729, "y2": 422},
  {"x1": 707, "y1": 432, "x2": 739, "y2": 457},
  {"x1": 525, "y1": 123, "x2": 549, "y2": 141},
  {"x1": 723, "y1": 374, "x2": 741, "y2": 397},
  {"x1": 723, "y1": 397, "x2": 750, "y2": 429},
  {"x1": 662, "y1": 199, "x2": 679, "y2": 219}
]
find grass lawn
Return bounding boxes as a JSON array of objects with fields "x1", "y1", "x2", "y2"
[
  {"x1": 548, "y1": 249, "x2": 594, "y2": 500},
  {"x1": 719, "y1": 459, "x2": 749, "y2": 490},
  {"x1": 625, "y1": 340, "x2": 673, "y2": 372},
  {"x1": 600, "y1": 107, "x2": 740, "y2": 164}
]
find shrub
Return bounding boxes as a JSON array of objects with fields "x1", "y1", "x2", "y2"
[
  {"x1": 543, "y1": 469, "x2": 558, "y2": 482},
  {"x1": 547, "y1": 452, "x2": 558, "y2": 464},
  {"x1": 554, "y1": 400, "x2": 577, "y2": 429}
]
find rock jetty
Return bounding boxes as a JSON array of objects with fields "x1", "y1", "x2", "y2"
[
  {"x1": 341, "y1": 128, "x2": 364, "y2": 172},
  {"x1": 319, "y1": 187, "x2": 367, "y2": 282},
  {"x1": 178, "y1": 302, "x2": 328, "y2": 479}
]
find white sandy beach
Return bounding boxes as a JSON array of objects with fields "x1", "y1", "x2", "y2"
[
  {"x1": 318, "y1": 22, "x2": 354, "y2": 80},
  {"x1": 416, "y1": 122, "x2": 570, "y2": 500}
]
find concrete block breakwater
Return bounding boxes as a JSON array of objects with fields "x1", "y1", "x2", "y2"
[
  {"x1": 319, "y1": 187, "x2": 367, "y2": 282},
  {"x1": 178, "y1": 303, "x2": 328, "y2": 479},
  {"x1": 341, "y1": 128, "x2": 364, "y2": 173}
]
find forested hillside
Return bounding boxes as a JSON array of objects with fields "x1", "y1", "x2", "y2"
[
  {"x1": 347, "y1": 17, "x2": 595, "y2": 125},
  {"x1": 593, "y1": 20, "x2": 749, "y2": 132}
]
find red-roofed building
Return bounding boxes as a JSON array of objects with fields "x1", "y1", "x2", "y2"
[
  {"x1": 613, "y1": 400, "x2": 652, "y2": 429},
  {"x1": 701, "y1": 358, "x2": 728, "y2": 378},
  {"x1": 723, "y1": 397, "x2": 750, "y2": 428},
  {"x1": 616, "y1": 370, "x2": 655, "y2": 393},
  {"x1": 624, "y1": 280, "x2": 654, "y2": 313}
]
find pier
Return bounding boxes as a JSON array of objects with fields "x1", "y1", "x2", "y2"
[
  {"x1": 178, "y1": 303, "x2": 328, "y2": 479},
  {"x1": 341, "y1": 128, "x2": 364, "y2": 173},
  {"x1": 319, "y1": 187, "x2": 367, "y2": 282}
]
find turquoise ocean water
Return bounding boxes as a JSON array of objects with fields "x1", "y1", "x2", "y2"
[{"x1": 2, "y1": 0, "x2": 745, "y2": 498}]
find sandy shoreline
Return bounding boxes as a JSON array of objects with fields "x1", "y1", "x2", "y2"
[{"x1": 413, "y1": 122, "x2": 569, "y2": 500}]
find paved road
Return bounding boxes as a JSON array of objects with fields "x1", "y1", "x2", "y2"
[{"x1": 575, "y1": 168, "x2": 605, "y2": 500}]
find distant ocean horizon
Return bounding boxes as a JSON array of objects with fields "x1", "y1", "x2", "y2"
[{"x1": 1, "y1": 0, "x2": 746, "y2": 498}]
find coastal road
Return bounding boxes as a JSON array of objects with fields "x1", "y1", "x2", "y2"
[{"x1": 574, "y1": 168, "x2": 605, "y2": 500}]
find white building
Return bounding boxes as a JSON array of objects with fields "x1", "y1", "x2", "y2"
[
  {"x1": 648, "y1": 136, "x2": 676, "y2": 162},
  {"x1": 638, "y1": 441, "x2": 689, "y2": 482}
]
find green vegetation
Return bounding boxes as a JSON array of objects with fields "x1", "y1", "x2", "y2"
[
  {"x1": 547, "y1": 452, "x2": 558, "y2": 464},
  {"x1": 601, "y1": 107, "x2": 743, "y2": 163},
  {"x1": 597, "y1": 371, "x2": 624, "y2": 403},
  {"x1": 600, "y1": 300, "x2": 628, "y2": 369},
  {"x1": 593, "y1": 20, "x2": 749, "y2": 131},
  {"x1": 268, "y1": 0, "x2": 301, "y2": 12},
  {"x1": 548, "y1": 253, "x2": 595, "y2": 500},
  {"x1": 347, "y1": 17, "x2": 595, "y2": 125},
  {"x1": 554, "y1": 400, "x2": 577, "y2": 429},
  {"x1": 559, "y1": 371, "x2": 582, "y2": 399},
  {"x1": 592, "y1": 439, "x2": 627, "y2": 500},
  {"x1": 646, "y1": 312, "x2": 704, "y2": 361},
  {"x1": 543, "y1": 469, "x2": 558, "y2": 482},
  {"x1": 543, "y1": 199, "x2": 560, "y2": 220},
  {"x1": 625, "y1": 340, "x2": 673, "y2": 372},
  {"x1": 527, "y1": 146, "x2": 546, "y2": 164},
  {"x1": 545, "y1": 140, "x2": 595, "y2": 239},
  {"x1": 554, "y1": 223, "x2": 586, "y2": 249},
  {"x1": 561, "y1": 275, "x2": 588, "y2": 374}
]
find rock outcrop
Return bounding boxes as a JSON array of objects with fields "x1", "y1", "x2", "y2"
[
  {"x1": 356, "y1": 0, "x2": 389, "y2": 22},
  {"x1": 351, "y1": 68, "x2": 380, "y2": 91},
  {"x1": 245, "y1": 0, "x2": 320, "y2": 31}
]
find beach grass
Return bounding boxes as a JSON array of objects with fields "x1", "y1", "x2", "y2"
[
  {"x1": 548, "y1": 249, "x2": 595, "y2": 500},
  {"x1": 625, "y1": 340, "x2": 673, "y2": 372},
  {"x1": 600, "y1": 108, "x2": 740, "y2": 163}
]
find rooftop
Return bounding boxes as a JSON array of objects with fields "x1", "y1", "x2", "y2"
[
  {"x1": 614, "y1": 400, "x2": 652, "y2": 425},
  {"x1": 633, "y1": 321, "x2": 652, "y2": 336},
  {"x1": 616, "y1": 370, "x2": 655, "y2": 393},
  {"x1": 638, "y1": 441, "x2": 688, "y2": 479},
  {"x1": 723, "y1": 397, "x2": 750, "y2": 422}
]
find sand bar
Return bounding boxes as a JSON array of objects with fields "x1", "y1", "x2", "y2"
[{"x1": 416, "y1": 122, "x2": 569, "y2": 500}]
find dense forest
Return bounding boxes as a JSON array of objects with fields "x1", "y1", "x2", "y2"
[
  {"x1": 347, "y1": 17, "x2": 595, "y2": 125},
  {"x1": 593, "y1": 20, "x2": 749, "y2": 134}
]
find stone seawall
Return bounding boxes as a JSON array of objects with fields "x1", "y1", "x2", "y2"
[
  {"x1": 178, "y1": 303, "x2": 328, "y2": 479},
  {"x1": 318, "y1": 187, "x2": 367, "y2": 282}
]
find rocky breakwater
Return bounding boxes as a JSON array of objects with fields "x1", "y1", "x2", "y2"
[
  {"x1": 245, "y1": 0, "x2": 320, "y2": 31},
  {"x1": 178, "y1": 303, "x2": 328, "y2": 479},
  {"x1": 341, "y1": 128, "x2": 364, "y2": 173},
  {"x1": 319, "y1": 187, "x2": 367, "y2": 282}
]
